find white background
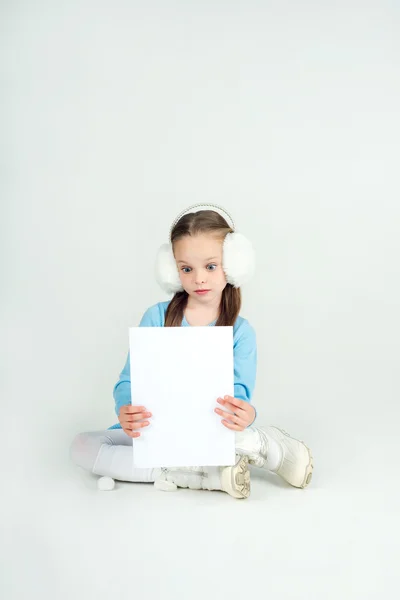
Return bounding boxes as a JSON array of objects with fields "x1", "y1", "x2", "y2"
[{"x1": 1, "y1": 1, "x2": 399, "y2": 599}]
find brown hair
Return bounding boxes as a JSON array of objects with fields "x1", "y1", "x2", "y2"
[{"x1": 164, "y1": 210, "x2": 241, "y2": 327}]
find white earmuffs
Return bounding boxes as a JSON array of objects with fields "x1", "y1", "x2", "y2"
[{"x1": 155, "y1": 204, "x2": 255, "y2": 294}]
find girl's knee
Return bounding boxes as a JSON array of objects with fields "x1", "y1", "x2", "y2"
[
  {"x1": 70, "y1": 432, "x2": 87, "y2": 467},
  {"x1": 69, "y1": 430, "x2": 127, "y2": 471},
  {"x1": 69, "y1": 432, "x2": 103, "y2": 471}
]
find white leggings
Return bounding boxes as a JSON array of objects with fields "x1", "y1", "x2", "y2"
[{"x1": 69, "y1": 429, "x2": 158, "y2": 483}]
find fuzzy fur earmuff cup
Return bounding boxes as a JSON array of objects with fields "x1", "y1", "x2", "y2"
[
  {"x1": 222, "y1": 232, "x2": 255, "y2": 287},
  {"x1": 155, "y1": 243, "x2": 184, "y2": 294}
]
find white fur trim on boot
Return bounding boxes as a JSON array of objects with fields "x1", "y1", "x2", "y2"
[
  {"x1": 236, "y1": 426, "x2": 314, "y2": 488},
  {"x1": 97, "y1": 476, "x2": 115, "y2": 491}
]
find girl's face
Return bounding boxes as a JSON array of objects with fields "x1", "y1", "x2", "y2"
[{"x1": 173, "y1": 234, "x2": 227, "y2": 305}]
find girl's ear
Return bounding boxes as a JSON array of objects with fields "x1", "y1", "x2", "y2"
[{"x1": 155, "y1": 244, "x2": 184, "y2": 294}]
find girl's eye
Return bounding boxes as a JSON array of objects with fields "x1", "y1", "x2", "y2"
[{"x1": 181, "y1": 264, "x2": 217, "y2": 273}]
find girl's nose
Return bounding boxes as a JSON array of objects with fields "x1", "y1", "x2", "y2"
[{"x1": 194, "y1": 270, "x2": 206, "y2": 284}]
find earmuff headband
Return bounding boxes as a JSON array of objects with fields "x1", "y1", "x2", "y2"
[{"x1": 169, "y1": 203, "x2": 236, "y2": 240}]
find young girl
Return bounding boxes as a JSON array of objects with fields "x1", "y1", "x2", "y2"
[{"x1": 70, "y1": 205, "x2": 313, "y2": 498}]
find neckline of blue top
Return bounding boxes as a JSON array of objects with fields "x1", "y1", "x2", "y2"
[{"x1": 182, "y1": 314, "x2": 217, "y2": 327}]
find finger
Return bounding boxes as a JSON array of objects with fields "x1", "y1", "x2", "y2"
[
  {"x1": 221, "y1": 420, "x2": 243, "y2": 432},
  {"x1": 130, "y1": 420, "x2": 150, "y2": 430},
  {"x1": 214, "y1": 407, "x2": 247, "y2": 427},
  {"x1": 126, "y1": 405, "x2": 147, "y2": 414},
  {"x1": 125, "y1": 429, "x2": 140, "y2": 438},
  {"x1": 218, "y1": 396, "x2": 247, "y2": 411},
  {"x1": 126, "y1": 412, "x2": 152, "y2": 423},
  {"x1": 217, "y1": 401, "x2": 247, "y2": 418}
]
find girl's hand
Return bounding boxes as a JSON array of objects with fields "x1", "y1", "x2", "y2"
[
  {"x1": 118, "y1": 405, "x2": 152, "y2": 438},
  {"x1": 214, "y1": 396, "x2": 255, "y2": 431}
]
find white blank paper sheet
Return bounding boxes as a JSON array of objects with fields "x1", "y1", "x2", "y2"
[{"x1": 129, "y1": 326, "x2": 235, "y2": 468}]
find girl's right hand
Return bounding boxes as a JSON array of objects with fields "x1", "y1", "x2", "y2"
[{"x1": 118, "y1": 405, "x2": 152, "y2": 438}]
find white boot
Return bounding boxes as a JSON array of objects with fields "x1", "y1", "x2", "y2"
[
  {"x1": 154, "y1": 455, "x2": 250, "y2": 499},
  {"x1": 236, "y1": 426, "x2": 314, "y2": 489}
]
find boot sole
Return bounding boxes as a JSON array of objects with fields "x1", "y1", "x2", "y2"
[
  {"x1": 274, "y1": 427, "x2": 314, "y2": 488},
  {"x1": 300, "y1": 445, "x2": 314, "y2": 488},
  {"x1": 225, "y1": 455, "x2": 251, "y2": 499}
]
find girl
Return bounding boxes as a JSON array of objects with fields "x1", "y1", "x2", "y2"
[{"x1": 70, "y1": 205, "x2": 313, "y2": 498}]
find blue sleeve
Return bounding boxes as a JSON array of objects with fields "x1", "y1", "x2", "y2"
[
  {"x1": 113, "y1": 304, "x2": 162, "y2": 417},
  {"x1": 233, "y1": 320, "x2": 257, "y2": 423}
]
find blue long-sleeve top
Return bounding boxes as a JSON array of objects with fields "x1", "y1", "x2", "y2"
[{"x1": 108, "y1": 300, "x2": 257, "y2": 430}]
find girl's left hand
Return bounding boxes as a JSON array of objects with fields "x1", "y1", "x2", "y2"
[{"x1": 215, "y1": 396, "x2": 256, "y2": 431}]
